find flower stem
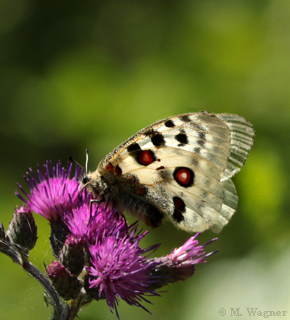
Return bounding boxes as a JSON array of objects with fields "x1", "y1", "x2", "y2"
[{"x1": 0, "y1": 239, "x2": 72, "y2": 320}]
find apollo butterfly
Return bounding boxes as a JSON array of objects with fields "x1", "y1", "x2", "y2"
[{"x1": 81, "y1": 111, "x2": 254, "y2": 233}]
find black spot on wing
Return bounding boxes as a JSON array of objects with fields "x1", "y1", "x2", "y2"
[
  {"x1": 180, "y1": 115, "x2": 191, "y2": 122},
  {"x1": 127, "y1": 143, "x2": 141, "y2": 152},
  {"x1": 164, "y1": 119, "x2": 175, "y2": 127},
  {"x1": 173, "y1": 209, "x2": 184, "y2": 223},
  {"x1": 191, "y1": 122, "x2": 207, "y2": 140},
  {"x1": 173, "y1": 196, "x2": 186, "y2": 212},
  {"x1": 194, "y1": 147, "x2": 201, "y2": 155},
  {"x1": 197, "y1": 139, "x2": 205, "y2": 148},
  {"x1": 151, "y1": 134, "x2": 165, "y2": 147},
  {"x1": 191, "y1": 122, "x2": 204, "y2": 131},
  {"x1": 175, "y1": 133, "x2": 188, "y2": 144},
  {"x1": 198, "y1": 131, "x2": 206, "y2": 140}
]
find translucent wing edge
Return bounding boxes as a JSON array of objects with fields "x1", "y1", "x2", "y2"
[
  {"x1": 216, "y1": 114, "x2": 255, "y2": 181},
  {"x1": 210, "y1": 179, "x2": 238, "y2": 233}
]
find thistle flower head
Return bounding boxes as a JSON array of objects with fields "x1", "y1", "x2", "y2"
[
  {"x1": 15, "y1": 161, "x2": 82, "y2": 221},
  {"x1": 148, "y1": 234, "x2": 218, "y2": 286},
  {"x1": 87, "y1": 218, "x2": 160, "y2": 317}
]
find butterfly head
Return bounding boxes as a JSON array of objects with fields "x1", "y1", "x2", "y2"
[
  {"x1": 76, "y1": 150, "x2": 108, "y2": 196},
  {"x1": 81, "y1": 170, "x2": 109, "y2": 196}
]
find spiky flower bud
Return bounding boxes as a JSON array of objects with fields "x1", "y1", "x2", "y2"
[
  {"x1": 46, "y1": 261, "x2": 82, "y2": 300},
  {"x1": 6, "y1": 205, "x2": 37, "y2": 251},
  {"x1": 59, "y1": 234, "x2": 85, "y2": 276},
  {"x1": 50, "y1": 218, "x2": 70, "y2": 258}
]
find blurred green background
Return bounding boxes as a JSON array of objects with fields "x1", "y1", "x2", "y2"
[{"x1": 1, "y1": 0, "x2": 290, "y2": 319}]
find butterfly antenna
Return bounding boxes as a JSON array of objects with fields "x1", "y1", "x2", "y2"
[
  {"x1": 68, "y1": 155, "x2": 83, "y2": 168},
  {"x1": 85, "y1": 149, "x2": 89, "y2": 175}
]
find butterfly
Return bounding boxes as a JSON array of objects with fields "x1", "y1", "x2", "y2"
[{"x1": 82, "y1": 111, "x2": 254, "y2": 233}]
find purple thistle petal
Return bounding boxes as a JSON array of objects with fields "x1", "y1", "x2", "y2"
[
  {"x1": 14, "y1": 192, "x2": 26, "y2": 204},
  {"x1": 37, "y1": 164, "x2": 46, "y2": 183}
]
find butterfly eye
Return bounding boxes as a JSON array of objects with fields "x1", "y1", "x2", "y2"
[
  {"x1": 82, "y1": 175, "x2": 90, "y2": 184},
  {"x1": 137, "y1": 150, "x2": 156, "y2": 166},
  {"x1": 173, "y1": 167, "x2": 195, "y2": 187}
]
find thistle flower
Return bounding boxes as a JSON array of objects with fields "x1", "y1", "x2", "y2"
[
  {"x1": 147, "y1": 234, "x2": 217, "y2": 289},
  {"x1": 87, "y1": 219, "x2": 161, "y2": 317},
  {"x1": 86, "y1": 219, "x2": 216, "y2": 317},
  {"x1": 15, "y1": 161, "x2": 82, "y2": 221},
  {"x1": 12, "y1": 160, "x2": 217, "y2": 318}
]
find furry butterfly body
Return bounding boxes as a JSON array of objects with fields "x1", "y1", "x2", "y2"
[{"x1": 83, "y1": 111, "x2": 254, "y2": 233}]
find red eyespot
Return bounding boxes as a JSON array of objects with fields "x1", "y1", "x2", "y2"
[
  {"x1": 173, "y1": 167, "x2": 194, "y2": 187},
  {"x1": 138, "y1": 150, "x2": 156, "y2": 166},
  {"x1": 173, "y1": 196, "x2": 185, "y2": 210},
  {"x1": 106, "y1": 163, "x2": 114, "y2": 171},
  {"x1": 114, "y1": 165, "x2": 122, "y2": 176}
]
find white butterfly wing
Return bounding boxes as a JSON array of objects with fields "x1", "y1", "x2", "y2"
[{"x1": 95, "y1": 112, "x2": 254, "y2": 233}]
